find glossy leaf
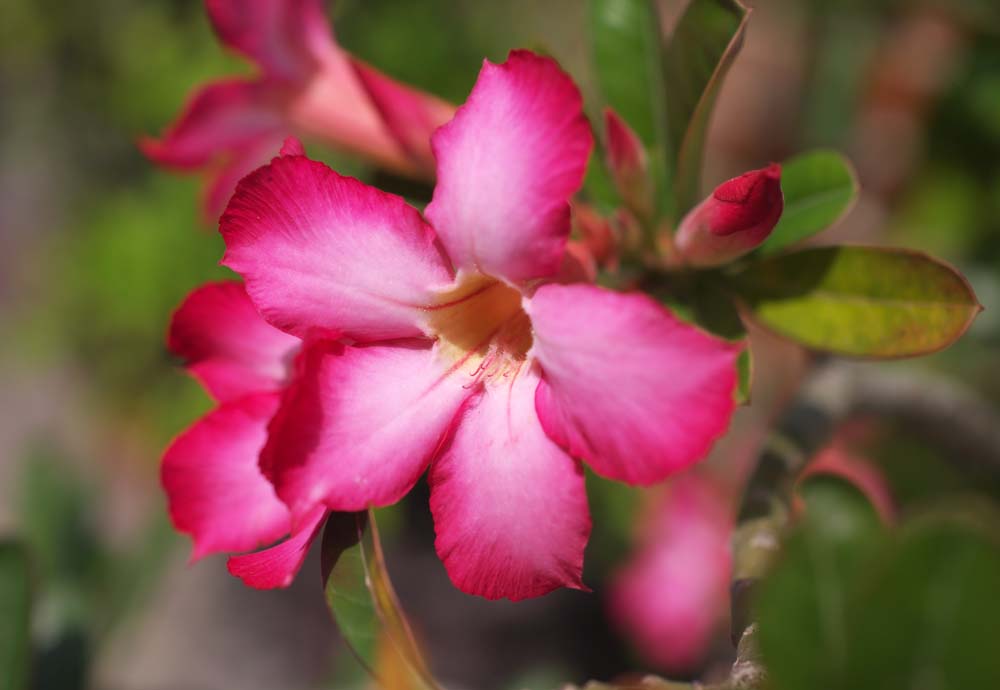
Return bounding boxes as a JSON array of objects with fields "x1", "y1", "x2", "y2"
[
  {"x1": 663, "y1": 0, "x2": 748, "y2": 216},
  {"x1": 0, "y1": 542, "x2": 31, "y2": 690},
  {"x1": 731, "y1": 246, "x2": 981, "y2": 357},
  {"x1": 321, "y1": 510, "x2": 440, "y2": 690},
  {"x1": 760, "y1": 150, "x2": 859, "y2": 256}
]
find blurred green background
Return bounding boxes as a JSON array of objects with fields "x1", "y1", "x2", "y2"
[{"x1": 1, "y1": 0, "x2": 998, "y2": 688}]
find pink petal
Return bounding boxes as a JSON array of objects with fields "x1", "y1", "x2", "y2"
[
  {"x1": 351, "y1": 58, "x2": 456, "y2": 172},
  {"x1": 205, "y1": 0, "x2": 333, "y2": 81},
  {"x1": 527, "y1": 284, "x2": 740, "y2": 485},
  {"x1": 425, "y1": 50, "x2": 592, "y2": 282},
  {"x1": 261, "y1": 340, "x2": 472, "y2": 519},
  {"x1": 168, "y1": 281, "x2": 299, "y2": 403},
  {"x1": 227, "y1": 505, "x2": 328, "y2": 589},
  {"x1": 221, "y1": 154, "x2": 454, "y2": 341},
  {"x1": 610, "y1": 474, "x2": 733, "y2": 671},
  {"x1": 162, "y1": 393, "x2": 290, "y2": 560},
  {"x1": 428, "y1": 365, "x2": 591, "y2": 601},
  {"x1": 140, "y1": 79, "x2": 288, "y2": 169}
]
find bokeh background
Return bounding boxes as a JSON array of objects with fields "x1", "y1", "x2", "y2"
[{"x1": 1, "y1": 0, "x2": 999, "y2": 688}]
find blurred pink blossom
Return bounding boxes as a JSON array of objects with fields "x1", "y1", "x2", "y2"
[
  {"x1": 610, "y1": 473, "x2": 733, "y2": 672},
  {"x1": 141, "y1": 0, "x2": 454, "y2": 219}
]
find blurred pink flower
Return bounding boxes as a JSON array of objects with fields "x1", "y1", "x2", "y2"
[
  {"x1": 140, "y1": 0, "x2": 454, "y2": 219},
  {"x1": 610, "y1": 474, "x2": 733, "y2": 672},
  {"x1": 161, "y1": 277, "x2": 327, "y2": 589},
  {"x1": 674, "y1": 163, "x2": 784, "y2": 267},
  {"x1": 217, "y1": 51, "x2": 740, "y2": 601}
]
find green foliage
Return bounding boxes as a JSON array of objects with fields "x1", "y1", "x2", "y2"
[
  {"x1": 0, "y1": 542, "x2": 31, "y2": 690},
  {"x1": 760, "y1": 150, "x2": 859, "y2": 256},
  {"x1": 731, "y1": 246, "x2": 981, "y2": 357},
  {"x1": 662, "y1": 0, "x2": 748, "y2": 216},
  {"x1": 588, "y1": 0, "x2": 671, "y2": 222},
  {"x1": 757, "y1": 487, "x2": 1000, "y2": 690},
  {"x1": 588, "y1": 0, "x2": 666, "y2": 149}
]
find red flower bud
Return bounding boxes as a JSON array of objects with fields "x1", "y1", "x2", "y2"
[
  {"x1": 604, "y1": 108, "x2": 652, "y2": 218},
  {"x1": 674, "y1": 163, "x2": 783, "y2": 267}
]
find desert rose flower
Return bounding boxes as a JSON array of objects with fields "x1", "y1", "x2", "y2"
[
  {"x1": 141, "y1": 0, "x2": 454, "y2": 218},
  {"x1": 162, "y1": 277, "x2": 327, "y2": 588},
  {"x1": 674, "y1": 164, "x2": 783, "y2": 267},
  {"x1": 610, "y1": 474, "x2": 733, "y2": 672},
  {"x1": 220, "y1": 51, "x2": 740, "y2": 600}
]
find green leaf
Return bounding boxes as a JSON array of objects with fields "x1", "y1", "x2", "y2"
[
  {"x1": 663, "y1": 0, "x2": 748, "y2": 216},
  {"x1": 757, "y1": 505, "x2": 1000, "y2": 690},
  {"x1": 756, "y1": 477, "x2": 886, "y2": 690},
  {"x1": 321, "y1": 510, "x2": 441, "y2": 690},
  {"x1": 735, "y1": 348, "x2": 752, "y2": 405},
  {"x1": 0, "y1": 542, "x2": 31, "y2": 690},
  {"x1": 731, "y1": 246, "x2": 981, "y2": 357},
  {"x1": 760, "y1": 150, "x2": 859, "y2": 256},
  {"x1": 847, "y1": 517, "x2": 1000, "y2": 690},
  {"x1": 588, "y1": 0, "x2": 671, "y2": 218},
  {"x1": 588, "y1": 0, "x2": 666, "y2": 149}
]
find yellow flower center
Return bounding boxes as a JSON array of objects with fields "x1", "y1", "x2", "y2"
[{"x1": 426, "y1": 273, "x2": 532, "y2": 383}]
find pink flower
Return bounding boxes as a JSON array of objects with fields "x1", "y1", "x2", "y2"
[
  {"x1": 140, "y1": 0, "x2": 455, "y2": 219},
  {"x1": 219, "y1": 51, "x2": 740, "y2": 601},
  {"x1": 674, "y1": 164, "x2": 784, "y2": 267},
  {"x1": 609, "y1": 474, "x2": 733, "y2": 672},
  {"x1": 162, "y1": 279, "x2": 328, "y2": 588}
]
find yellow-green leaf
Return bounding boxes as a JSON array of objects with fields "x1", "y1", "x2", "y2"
[{"x1": 732, "y1": 246, "x2": 981, "y2": 357}]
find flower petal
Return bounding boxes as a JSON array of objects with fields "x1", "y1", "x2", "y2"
[
  {"x1": 351, "y1": 58, "x2": 456, "y2": 173},
  {"x1": 527, "y1": 284, "x2": 740, "y2": 485},
  {"x1": 168, "y1": 281, "x2": 299, "y2": 403},
  {"x1": 425, "y1": 50, "x2": 592, "y2": 282},
  {"x1": 205, "y1": 0, "x2": 332, "y2": 80},
  {"x1": 227, "y1": 505, "x2": 327, "y2": 589},
  {"x1": 428, "y1": 365, "x2": 591, "y2": 600},
  {"x1": 261, "y1": 340, "x2": 472, "y2": 519},
  {"x1": 162, "y1": 393, "x2": 290, "y2": 560},
  {"x1": 140, "y1": 79, "x2": 287, "y2": 170},
  {"x1": 221, "y1": 154, "x2": 454, "y2": 341}
]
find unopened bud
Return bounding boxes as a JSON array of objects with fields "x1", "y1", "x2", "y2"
[
  {"x1": 604, "y1": 108, "x2": 652, "y2": 218},
  {"x1": 674, "y1": 164, "x2": 783, "y2": 267}
]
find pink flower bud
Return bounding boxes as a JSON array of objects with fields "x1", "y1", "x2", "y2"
[
  {"x1": 674, "y1": 163, "x2": 783, "y2": 267},
  {"x1": 604, "y1": 108, "x2": 652, "y2": 218}
]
